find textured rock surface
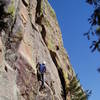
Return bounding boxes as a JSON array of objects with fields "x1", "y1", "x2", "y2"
[{"x1": 0, "y1": 0, "x2": 75, "y2": 100}]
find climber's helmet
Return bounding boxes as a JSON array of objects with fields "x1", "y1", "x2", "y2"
[{"x1": 43, "y1": 61, "x2": 46, "y2": 65}]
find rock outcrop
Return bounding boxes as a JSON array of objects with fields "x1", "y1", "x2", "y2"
[{"x1": 0, "y1": 0, "x2": 79, "y2": 100}]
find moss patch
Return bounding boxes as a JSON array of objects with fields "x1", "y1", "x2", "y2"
[
  {"x1": 8, "y1": 0, "x2": 15, "y2": 17},
  {"x1": 45, "y1": 0, "x2": 56, "y2": 19},
  {"x1": 40, "y1": 0, "x2": 44, "y2": 16},
  {"x1": 43, "y1": 18, "x2": 51, "y2": 28},
  {"x1": 47, "y1": 38, "x2": 55, "y2": 50}
]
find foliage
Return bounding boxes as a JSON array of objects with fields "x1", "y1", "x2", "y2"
[
  {"x1": 66, "y1": 75, "x2": 92, "y2": 100},
  {"x1": 84, "y1": 0, "x2": 100, "y2": 52}
]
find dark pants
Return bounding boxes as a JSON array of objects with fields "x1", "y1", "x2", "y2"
[
  {"x1": 37, "y1": 72, "x2": 44, "y2": 87},
  {"x1": 41, "y1": 73, "x2": 44, "y2": 86}
]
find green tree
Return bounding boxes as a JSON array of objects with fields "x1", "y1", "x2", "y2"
[
  {"x1": 85, "y1": 0, "x2": 100, "y2": 72},
  {"x1": 67, "y1": 75, "x2": 91, "y2": 100},
  {"x1": 84, "y1": 0, "x2": 100, "y2": 52}
]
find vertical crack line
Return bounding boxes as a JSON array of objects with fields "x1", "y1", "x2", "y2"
[
  {"x1": 49, "y1": 50, "x2": 66, "y2": 100},
  {"x1": 35, "y1": 0, "x2": 42, "y2": 24},
  {"x1": 35, "y1": 2, "x2": 67, "y2": 99},
  {"x1": 41, "y1": 25, "x2": 47, "y2": 45},
  {"x1": 28, "y1": 0, "x2": 38, "y2": 31},
  {"x1": 35, "y1": 0, "x2": 48, "y2": 46}
]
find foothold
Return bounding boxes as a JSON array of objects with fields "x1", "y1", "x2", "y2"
[
  {"x1": 5, "y1": 66, "x2": 8, "y2": 72},
  {"x1": 52, "y1": 81, "x2": 55, "y2": 83},
  {"x1": 56, "y1": 45, "x2": 59, "y2": 51},
  {"x1": 21, "y1": 12, "x2": 27, "y2": 25},
  {"x1": 0, "y1": 49, "x2": 2, "y2": 52},
  {"x1": 22, "y1": 0, "x2": 28, "y2": 7}
]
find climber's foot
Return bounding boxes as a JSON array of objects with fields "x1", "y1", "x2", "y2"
[{"x1": 39, "y1": 85, "x2": 45, "y2": 91}]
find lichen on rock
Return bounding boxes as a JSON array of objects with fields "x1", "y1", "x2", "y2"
[
  {"x1": 8, "y1": 0, "x2": 15, "y2": 16},
  {"x1": 0, "y1": 0, "x2": 85, "y2": 100}
]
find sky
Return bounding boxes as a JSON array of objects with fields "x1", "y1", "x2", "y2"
[{"x1": 48, "y1": 0, "x2": 100, "y2": 100}]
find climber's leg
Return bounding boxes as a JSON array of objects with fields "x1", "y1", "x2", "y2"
[
  {"x1": 37, "y1": 71, "x2": 41, "y2": 81},
  {"x1": 41, "y1": 73, "x2": 44, "y2": 87}
]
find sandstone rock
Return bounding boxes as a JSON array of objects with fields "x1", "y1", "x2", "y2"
[{"x1": 0, "y1": 0, "x2": 82, "y2": 100}]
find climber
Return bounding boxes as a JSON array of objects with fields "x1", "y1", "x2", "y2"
[{"x1": 36, "y1": 61, "x2": 46, "y2": 89}]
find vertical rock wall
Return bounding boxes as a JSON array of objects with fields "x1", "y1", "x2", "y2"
[{"x1": 0, "y1": 0, "x2": 75, "y2": 100}]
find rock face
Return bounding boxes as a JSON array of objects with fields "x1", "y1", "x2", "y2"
[{"x1": 0, "y1": 0, "x2": 75, "y2": 100}]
